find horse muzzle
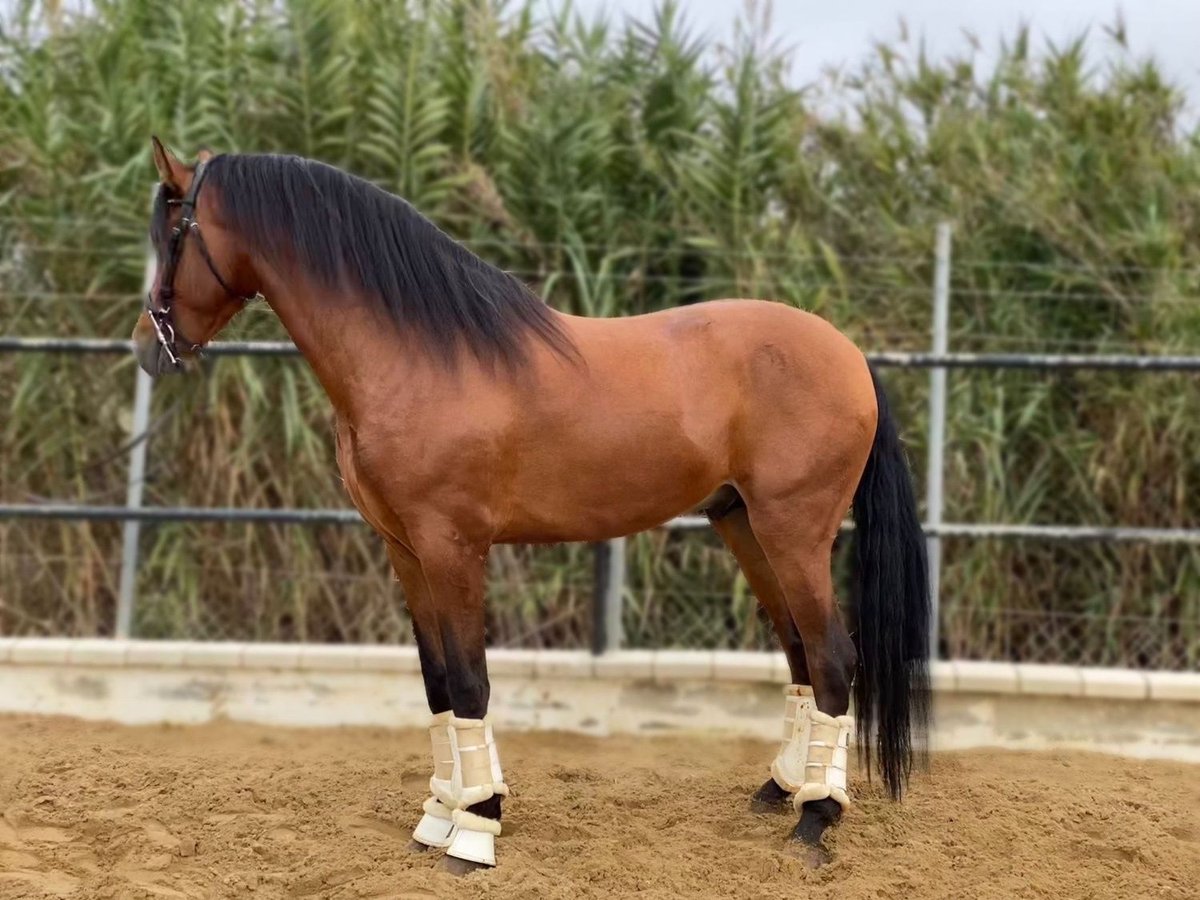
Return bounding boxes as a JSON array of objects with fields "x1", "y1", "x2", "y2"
[{"x1": 133, "y1": 314, "x2": 181, "y2": 377}]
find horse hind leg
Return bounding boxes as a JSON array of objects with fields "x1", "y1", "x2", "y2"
[
  {"x1": 709, "y1": 497, "x2": 811, "y2": 814},
  {"x1": 741, "y1": 489, "x2": 859, "y2": 866}
]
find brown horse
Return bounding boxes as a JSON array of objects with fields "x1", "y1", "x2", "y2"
[{"x1": 134, "y1": 139, "x2": 929, "y2": 871}]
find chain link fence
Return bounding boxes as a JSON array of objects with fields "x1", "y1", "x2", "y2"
[
  {"x1": 2, "y1": 523, "x2": 1196, "y2": 669},
  {"x1": 3, "y1": 232, "x2": 1199, "y2": 669}
]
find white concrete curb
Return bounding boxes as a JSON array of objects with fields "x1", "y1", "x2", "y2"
[
  {"x1": 0, "y1": 638, "x2": 1194, "y2": 702},
  {"x1": 1, "y1": 639, "x2": 1197, "y2": 761}
]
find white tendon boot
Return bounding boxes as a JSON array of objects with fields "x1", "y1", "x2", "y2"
[
  {"x1": 445, "y1": 716, "x2": 509, "y2": 867},
  {"x1": 412, "y1": 711, "x2": 457, "y2": 849},
  {"x1": 770, "y1": 685, "x2": 854, "y2": 813}
]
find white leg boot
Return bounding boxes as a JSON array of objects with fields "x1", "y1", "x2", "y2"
[
  {"x1": 770, "y1": 685, "x2": 854, "y2": 813},
  {"x1": 412, "y1": 710, "x2": 457, "y2": 849},
  {"x1": 444, "y1": 716, "x2": 509, "y2": 867}
]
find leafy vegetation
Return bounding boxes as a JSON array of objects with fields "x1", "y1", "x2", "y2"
[{"x1": 1, "y1": 1, "x2": 1197, "y2": 667}]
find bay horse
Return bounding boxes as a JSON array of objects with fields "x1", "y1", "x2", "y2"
[{"x1": 134, "y1": 139, "x2": 929, "y2": 871}]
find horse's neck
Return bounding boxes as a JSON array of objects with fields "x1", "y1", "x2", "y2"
[
  {"x1": 257, "y1": 273, "x2": 405, "y2": 416},
  {"x1": 254, "y1": 268, "x2": 523, "y2": 422}
]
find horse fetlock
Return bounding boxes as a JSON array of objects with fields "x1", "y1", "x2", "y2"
[
  {"x1": 414, "y1": 712, "x2": 508, "y2": 864},
  {"x1": 426, "y1": 710, "x2": 456, "y2": 800},
  {"x1": 769, "y1": 684, "x2": 854, "y2": 814},
  {"x1": 413, "y1": 711, "x2": 458, "y2": 848},
  {"x1": 448, "y1": 716, "x2": 508, "y2": 808},
  {"x1": 444, "y1": 716, "x2": 507, "y2": 867}
]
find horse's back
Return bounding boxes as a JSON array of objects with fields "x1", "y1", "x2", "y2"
[{"x1": 558, "y1": 298, "x2": 873, "y2": 411}]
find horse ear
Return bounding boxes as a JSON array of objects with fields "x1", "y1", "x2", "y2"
[
  {"x1": 195, "y1": 147, "x2": 215, "y2": 164},
  {"x1": 150, "y1": 136, "x2": 189, "y2": 192}
]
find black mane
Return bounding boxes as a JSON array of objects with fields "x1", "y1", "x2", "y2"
[{"x1": 200, "y1": 153, "x2": 573, "y2": 367}]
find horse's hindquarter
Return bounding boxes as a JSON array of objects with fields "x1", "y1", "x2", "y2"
[{"x1": 497, "y1": 300, "x2": 872, "y2": 543}]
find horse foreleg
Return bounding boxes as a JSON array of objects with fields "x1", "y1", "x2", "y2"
[
  {"x1": 388, "y1": 544, "x2": 460, "y2": 852},
  {"x1": 416, "y1": 540, "x2": 507, "y2": 872}
]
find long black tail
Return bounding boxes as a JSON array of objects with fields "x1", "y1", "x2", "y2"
[{"x1": 851, "y1": 365, "x2": 931, "y2": 800}]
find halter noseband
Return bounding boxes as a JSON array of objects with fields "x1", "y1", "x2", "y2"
[{"x1": 146, "y1": 159, "x2": 253, "y2": 367}]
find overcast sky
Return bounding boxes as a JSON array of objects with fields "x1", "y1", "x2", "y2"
[{"x1": 565, "y1": 1, "x2": 1200, "y2": 102}]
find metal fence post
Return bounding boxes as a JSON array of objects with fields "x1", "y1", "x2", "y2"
[
  {"x1": 114, "y1": 251, "x2": 157, "y2": 638},
  {"x1": 925, "y1": 222, "x2": 952, "y2": 657},
  {"x1": 591, "y1": 537, "x2": 626, "y2": 654}
]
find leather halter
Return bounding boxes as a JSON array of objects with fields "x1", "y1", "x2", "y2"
[{"x1": 145, "y1": 159, "x2": 253, "y2": 367}]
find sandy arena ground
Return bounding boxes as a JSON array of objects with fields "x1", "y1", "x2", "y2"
[{"x1": 0, "y1": 716, "x2": 1197, "y2": 899}]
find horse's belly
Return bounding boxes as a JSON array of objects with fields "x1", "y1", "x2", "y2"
[{"x1": 497, "y1": 429, "x2": 728, "y2": 543}]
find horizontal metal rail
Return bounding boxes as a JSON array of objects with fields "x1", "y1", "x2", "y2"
[
  {"x1": 0, "y1": 504, "x2": 364, "y2": 524},
  {"x1": 869, "y1": 351, "x2": 1200, "y2": 371},
  {"x1": 2, "y1": 504, "x2": 1198, "y2": 544},
  {"x1": 0, "y1": 337, "x2": 300, "y2": 356},
  {"x1": 0, "y1": 503, "x2": 699, "y2": 530},
  {"x1": 567, "y1": 518, "x2": 1200, "y2": 543},
  {"x1": 926, "y1": 523, "x2": 1200, "y2": 544},
  {"x1": 3, "y1": 336, "x2": 1200, "y2": 370}
]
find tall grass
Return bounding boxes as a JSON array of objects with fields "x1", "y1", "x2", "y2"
[{"x1": 0, "y1": 1, "x2": 1196, "y2": 667}]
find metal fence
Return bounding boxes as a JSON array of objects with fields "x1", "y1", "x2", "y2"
[{"x1": 3, "y1": 224, "x2": 1200, "y2": 663}]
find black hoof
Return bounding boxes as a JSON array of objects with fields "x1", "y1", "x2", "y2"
[
  {"x1": 407, "y1": 839, "x2": 438, "y2": 853},
  {"x1": 749, "y1": 777, "x2": 792, "y2": 814},
  {"x1": 787, "y1": 797, "x2": 841, "y2": 867},
  {"x1": 443, "y1": 855, "x2": 490, "y2": 876}
]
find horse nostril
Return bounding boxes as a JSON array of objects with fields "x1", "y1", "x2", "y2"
[{"x1": 134, "y1": 337, "x2": 168, "y2": 377}]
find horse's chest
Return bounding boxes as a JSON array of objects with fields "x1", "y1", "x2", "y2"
[{"x1": 334, "y1": 419, "x2": 401, "y2": 539}]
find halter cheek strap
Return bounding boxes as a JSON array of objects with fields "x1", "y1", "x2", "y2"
[{"x1": 146, "y1": 159, "x2": 254, "y2": 367}]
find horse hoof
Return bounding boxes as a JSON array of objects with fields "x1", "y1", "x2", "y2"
[
  {"x1": 444, "y1": 855, "x2": 490, "y2": 876},
  {"x1": 785, "y1": 839, "x2": 831, "y2": 869},
  {"x1": 408, "y1": 840, "x2": 438, "y2": 853},
  {"x1": 749, "y1": 796, "x2": 791, "y2": 814},
  {"x1": 749, "y1": 778, "x2": 792, "y2": 814}
]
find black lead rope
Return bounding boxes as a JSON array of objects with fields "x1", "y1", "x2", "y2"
[{"x1": 145, "y1": 159, "x2": 255, "y2": 367}]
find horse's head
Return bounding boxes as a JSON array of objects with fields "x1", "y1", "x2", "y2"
[{"x1": 133, "y1": 137, "x2": 256, "y2": 376}]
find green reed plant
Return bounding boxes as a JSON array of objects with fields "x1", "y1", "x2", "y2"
[{"x1": 0, "y1": 1, "x2": 1196, "y2": 667}]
